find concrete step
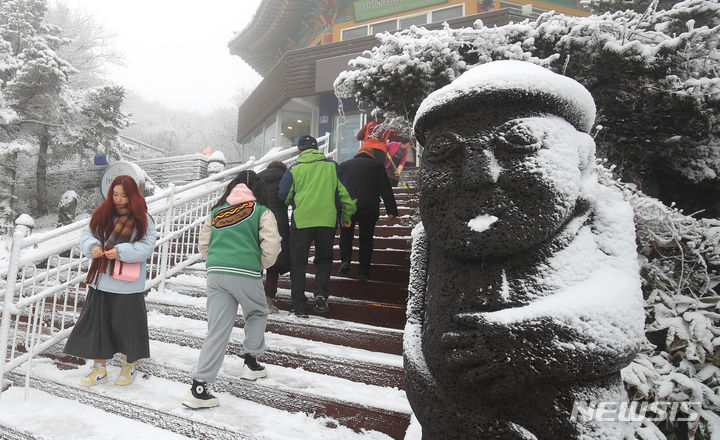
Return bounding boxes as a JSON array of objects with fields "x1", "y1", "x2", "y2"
[
  {"x1": 4, "y1": 373, "x2": 221, "y2": 439},
  {"x1": 276, "y1": 274, "x2": 407, "y2": 304},
  {"x1": 8, "y1": 312, "x2": 409, "y2": 437},
  {"x1": 27, "y1": 286, "x2": 406, "y2": 355},
  {"x1": 7, "y1": 354, "x2": 409, "y2": 439},
  {"x1": 355, "y1": 223, "x2": 413, "y2": 236},
  {"x1": 272, "y1": 292, "x2": 405, "y2": 329},
  {"x1": 153, "y1": 284, "x2": 405, "y2": 329},
  {"x1": 309, "y1": 261, "x2": 409, "y2": 285},
  {"x1": 147, "y1": 286, "x2": 404, "y2": 354},
  {"x1": 312, "y1": 246, "x2": 409, "y2": 266},
  {"x1": 145, "y1": 313, "x2": 404, "y2": 389},
  {"x1": 333, "y1": 235, "x2": 411, "y2": 250}
]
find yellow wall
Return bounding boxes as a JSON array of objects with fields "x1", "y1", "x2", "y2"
[
  {"x1": 530, "y1": 0, "x2": 590, "y2": 16},
  {"x1": 330, "y1": 0, "x2": 474, "y2": 42},
  {"x1": 308, "y1": 0, "x2": 589, "y2": 46}
]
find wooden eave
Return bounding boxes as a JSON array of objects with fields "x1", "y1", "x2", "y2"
[
  {"x1": 236, "y1": 8, "x2": 525, "y2": 142},
  {"x1": 228, "y1": 0, "x2": 309, "y2": 76}
]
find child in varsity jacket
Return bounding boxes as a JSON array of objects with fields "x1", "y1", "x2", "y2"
[{"x1": 183, "y1": 170, "x2": 281, "y2": 409}]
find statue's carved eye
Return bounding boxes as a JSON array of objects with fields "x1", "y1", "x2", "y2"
[
  {"x1": 493, "y1": 121, "x2": 544, "y2": 154},
  {"x1": 425, "y1": 134, "x2": 461, "y2": 163}
]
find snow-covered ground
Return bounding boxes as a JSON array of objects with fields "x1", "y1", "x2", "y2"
[
  {"x1": 0, "y1": 362, "x2": 399, "y2": 440},
  {"x1": 0, "y1": 281, "x2": 412, "y2": 440}
]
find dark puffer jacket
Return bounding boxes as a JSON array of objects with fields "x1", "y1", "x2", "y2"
[
  {"x1": 338, "y1": 153, "x2": 398, "y2": 218},
  {"x1": 258, "y1": 166, "x2": 290, "y2": 273}
]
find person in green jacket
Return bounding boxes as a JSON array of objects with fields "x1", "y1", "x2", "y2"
[{"x1": 278, "y1": 135, "x2": 356, "y2": 317}]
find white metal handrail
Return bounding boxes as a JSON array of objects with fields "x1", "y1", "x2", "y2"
[{"x1": 0, "y1": 133, "x2": 332, "y2": 397}]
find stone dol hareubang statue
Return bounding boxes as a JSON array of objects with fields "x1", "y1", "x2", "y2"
[{"x1": 405, "y1": 60, "x2": 646, "y2": 439}]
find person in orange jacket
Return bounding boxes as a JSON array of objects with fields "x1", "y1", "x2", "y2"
[{"x1": 356, "y1": 115, "x2": 407, "y2": 165}]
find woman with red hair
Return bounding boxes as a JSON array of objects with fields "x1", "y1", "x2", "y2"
[{"x1": 64, "y1": 175, "x2": 156, "y2": 387}]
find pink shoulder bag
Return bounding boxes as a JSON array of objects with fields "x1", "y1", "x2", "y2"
[{"x1": 112, "y1": 261, "x2": 141, "y2": 282}]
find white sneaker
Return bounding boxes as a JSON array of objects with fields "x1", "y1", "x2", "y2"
[
  {"x1": 79, "y1": 366, "x2": 108, "y2": 387},
  {"x1": 115, "y1": 363, "x2": 136, "y2": 386},
  {"x1": 182, "y1": 380, "x2": 220, "y2": 409},
  {"x1": 240, "y1": 364, "x2": 267, "y2": 381}
]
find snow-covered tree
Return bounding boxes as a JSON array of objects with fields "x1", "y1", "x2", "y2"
[
  {"x1": 1, "y1": 0, "x2": 75, "y2": 216},
  {"x1": 46, "y1": 0, "x2": 125, "y2": 89},
  {"x1": 0, "y1": 89, "x2": 32, "y2": 234},
  {"x1": 334, "y1": 0, "x2": 720, "y2": 218},
  {"x1": 52, "y1": 85, "x2": 130, "y2": 163},
  {"x1": 0, "y1": 0, "x2": 129, "y2": 219}
]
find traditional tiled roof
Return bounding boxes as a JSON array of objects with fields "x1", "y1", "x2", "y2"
[{"x1": 228, "y1": 0, "x2": 310, "y2": 76}]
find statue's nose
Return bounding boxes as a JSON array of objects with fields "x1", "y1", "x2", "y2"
[{"x1": 461, "y1": 148, "x2": 500, "y2": 188}]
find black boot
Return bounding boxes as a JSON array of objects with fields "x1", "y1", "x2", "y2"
[
  {"x1": 338, "y1": 261, "x2": 351, "y2": 277},
  {"x1": 314, "y1": 295, "x2": 329, "y2": 313}
]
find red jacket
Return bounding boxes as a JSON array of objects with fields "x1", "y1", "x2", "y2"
[{"x1": 357, "y1": 119, "x2": 401, "y2": 153}]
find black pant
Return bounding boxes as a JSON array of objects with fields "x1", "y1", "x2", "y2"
[
  {"x1": 264, "y1": 268, "x2": 279, "y2": 298},
  {"x1": 340, "y1": 211, "x2": 378, "y2": 277},
  {"x1": 289, "y1": 226, "x2": 335, "y2": 313}
]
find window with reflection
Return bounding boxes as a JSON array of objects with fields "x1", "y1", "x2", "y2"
[
  {"x1": 400, "y1": 14, "x2": 427, "y2": 29},
  {"x1": 332, "y1": 113, "x2": 363, "y2": 163},
  {"x1": 341, "y1": 26, "x2": 368, "y2": 41},
  {"x1": 431, "y1": 5, "x2": 463, "y2": 22},
  {"x1": 372, "y1": 20, "x2": 397, "y2": 34},
  {"x1": 263, "y1": 118, "x2": 277, "y2": 157},
  {"x1": 280, "y1": 111, "x2": 311, "y2": 147}
]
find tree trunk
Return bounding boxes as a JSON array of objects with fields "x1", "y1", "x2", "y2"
[
  {"x1": 0, "y1": 151, "x2": 19, "y2": 234},
  {"x1": 35, "y1": 130, "x2": 49, "y2": 216}
]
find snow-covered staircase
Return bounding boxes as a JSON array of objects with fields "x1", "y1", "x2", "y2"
[{"x1": 0, "y1": 183, "x2": 419, "y2": 440}]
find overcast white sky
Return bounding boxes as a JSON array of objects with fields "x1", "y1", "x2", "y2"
[{"x1": 56, "y1": 0, "x2": 264, "y2": 114}]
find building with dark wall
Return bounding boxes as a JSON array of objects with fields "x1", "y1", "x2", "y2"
[{"x1": 229, "y1": 0, "x2": 588, "y2": 163}]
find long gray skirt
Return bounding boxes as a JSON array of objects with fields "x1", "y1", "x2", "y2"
[{"x1": 63, "y1": 287, "x2": 150, "y2": 363}]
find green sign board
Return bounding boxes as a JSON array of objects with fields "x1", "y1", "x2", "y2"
[
  {"x1": 540, "y1": 0, "x2": 579, "y2": 8},
  {"x1": 353, "y1": 0, "x2": 449, "y2": 22}
]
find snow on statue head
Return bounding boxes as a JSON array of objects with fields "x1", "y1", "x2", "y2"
[{"x1": 406, "y1": 60, "x2": 645, "y2": 439}]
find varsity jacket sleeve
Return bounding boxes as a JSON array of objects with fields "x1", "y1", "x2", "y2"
[
  {"x1": 336, "y1": 166, "x2": 357, "y2": 223},
  {"x1": 198, "y1": 215, "x2": 212, "y2": 258},
  {"x1": 259, "y1": 210, "x2": 282, "y2": 269},
  {"x1": 115, "y1": 215, "x2": 157, "y2": 263},
  {"x1": 278, "y1": 168, "x2": 295, "y2": 206}
]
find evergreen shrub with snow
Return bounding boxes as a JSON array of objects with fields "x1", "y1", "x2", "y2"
[
  {"x1": 335, "y1": 0, "x2": 720, "y2": 217},
  {"x1": 594, "y1": 165, "x2": 720, "y2": 439}
]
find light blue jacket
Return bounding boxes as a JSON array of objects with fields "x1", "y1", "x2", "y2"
[{"x1": 80, "y1": 214, "x2": 156, "y2": 294}]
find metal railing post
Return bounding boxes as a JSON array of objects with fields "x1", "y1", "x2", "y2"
[
  {"x1": 158, "y1": 184, "x2": 176, "y2": 294},
  {"x1": 0, "y1": 221, "x2": 30, "y2": 398}
]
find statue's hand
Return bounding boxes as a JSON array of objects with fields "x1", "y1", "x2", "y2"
[{"x1": 444, "y1": 313, "x2": 636, "y2": 397}]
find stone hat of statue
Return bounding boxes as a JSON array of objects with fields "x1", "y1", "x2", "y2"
[{"x1": 413, "y1": 60, "x2": 597, "y2": 145}]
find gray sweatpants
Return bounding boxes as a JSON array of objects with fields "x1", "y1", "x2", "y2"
[{"x1": 194, "y1": 273, "x2": 268, "y2": 383}]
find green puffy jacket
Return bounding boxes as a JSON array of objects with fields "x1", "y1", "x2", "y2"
[{"x1": 278, "y1": 149, "x2": 356, "y2": 228}]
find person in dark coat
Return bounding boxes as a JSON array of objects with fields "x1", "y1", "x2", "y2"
[
  {"x1": 258, "y1": 161, "x2": 290, "y2": 313},
  {"x1": 337, "y1": 148, "x2": 398, "y2": 280}
]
